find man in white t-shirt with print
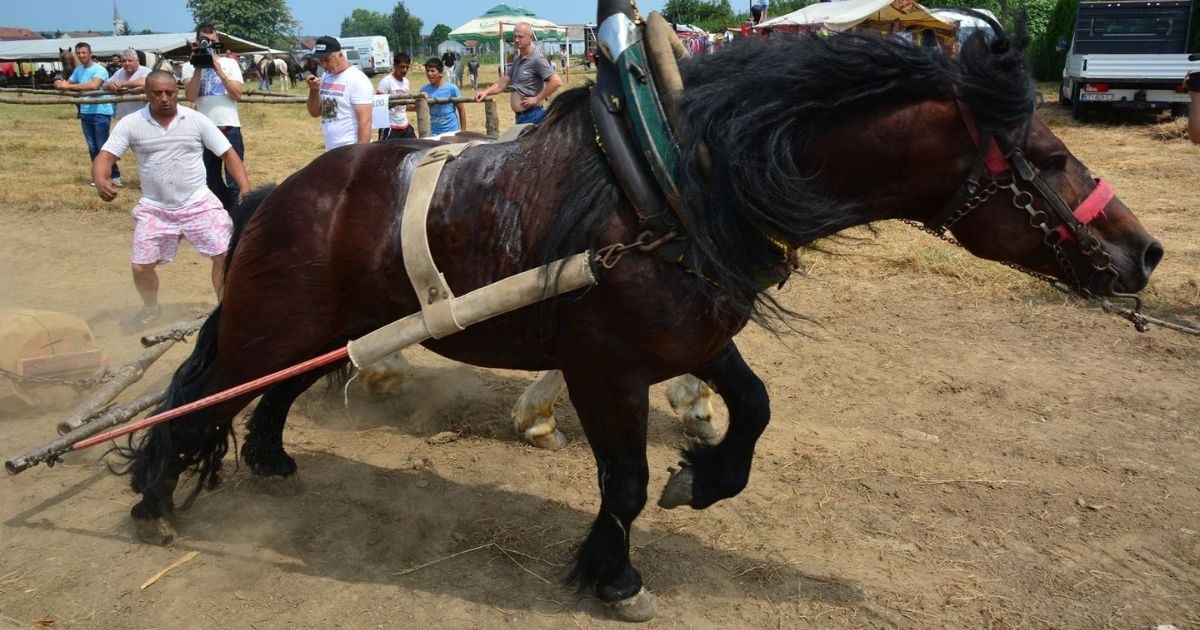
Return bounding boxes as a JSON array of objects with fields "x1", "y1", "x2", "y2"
[
  {"x1": 375, "y1": 51, "x2": 416, "y2": 140},
  {"x1": 306, "y1": 36, "x2": 374, "y2": 151},
  {"x1": 182, "y1": 23, "x2": 245, "y2": 210},
  {"x1": 92, "y1": 70, "x2": 250, "y2": 334},
  {"x1": 104, "y1": 49, "x2": 150, "y2": 121}
]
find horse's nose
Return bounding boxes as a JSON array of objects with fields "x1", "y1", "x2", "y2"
[{"x1": 1142, "y1": 237, "x2": 1164, "y2": 277}]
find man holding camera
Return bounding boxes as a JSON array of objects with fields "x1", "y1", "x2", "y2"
[{"x1": 181, "y1": 23, "x2": 245, "y2": 209}]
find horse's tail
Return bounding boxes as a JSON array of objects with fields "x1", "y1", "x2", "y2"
[
  {"x1": 116, "y1": 305, "x2": 228, "y2": 503},
  {"x1": 114, "y1": 186, "x2": 275, "y2": 502}
]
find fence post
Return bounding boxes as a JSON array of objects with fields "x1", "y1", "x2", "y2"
[
  {"x1": 416, "y1": 97, "x2": 431, "y2": 138},
  {"x1": 484, "y1": 99, "x2": 499, "y2": 137}
]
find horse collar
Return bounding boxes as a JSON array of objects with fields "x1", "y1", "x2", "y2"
[{"x1": 593, "y1": 11, "x2": 793, "y2": 290}]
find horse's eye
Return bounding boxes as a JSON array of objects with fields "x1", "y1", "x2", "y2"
[{"x1": 1040, "y1": 154, "x2": 1068, "y2": 173}]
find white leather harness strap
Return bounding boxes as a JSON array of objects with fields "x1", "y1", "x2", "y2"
[{"x1": 400, "y1": 141, "x2": 487, "y2": 339}]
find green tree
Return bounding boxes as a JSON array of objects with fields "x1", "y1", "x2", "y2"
[
  {"x1": 662, "y1": 0, "x2": 737, "y2": 33},
  {"x1": 391, "y1": 1, "x2": 424, "y2": 56},
  {"x1": 341, "y1": 8, "x2": 398, "y2": 49},
  {"x1": 429, "y1": 24, "x2": 452, "y2": 47},
  {"x1": 1028, "y1": 0, "x2": 1077, "y2": 80},
  {"x1": 186, "y1": 0, "x2": 299, "y2": 50}
]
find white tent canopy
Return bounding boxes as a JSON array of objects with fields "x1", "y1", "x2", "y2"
[
  {"x1": 757, "y1": 0, "x2": 953, "y2": 34},
  {"x1": 0, "y1": 32, "x2": 278, "y2": 62}
]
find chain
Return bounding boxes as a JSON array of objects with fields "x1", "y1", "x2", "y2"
[
  {"x1": 0, "y1": 365, "x2": 112, "y2": 390},
  {"x1": 594, "y1": 229, "x2": 680, "y2": 268}
]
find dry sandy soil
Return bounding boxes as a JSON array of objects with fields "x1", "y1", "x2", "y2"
[{"x1": 0, "y1": 85, "x2": 1198, "y2": 629}]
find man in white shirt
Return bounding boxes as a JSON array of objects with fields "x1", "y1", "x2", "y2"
[
  {"x1": 182, "y1": 23, "x2": 245, "y2": 209},
  {"x1": 92, "y1": 70, "x2": 251, "y2": 334},
  {"x1": 103, "y1": 49, "x2": 150, "y2": 121},
  {"x1": 375, "y1": 51, "x2": 416, "y2": 140},
  {"x1": 305, "y1": 36, "x2": 374, "y2": 151}
]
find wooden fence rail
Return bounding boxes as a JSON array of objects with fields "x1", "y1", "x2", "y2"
[{"x1": 0, "y1": 90, "x2": 501, "y2": 136}]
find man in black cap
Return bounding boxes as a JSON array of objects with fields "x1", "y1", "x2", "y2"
[{"x1": 305, "y1": 36, "x2": 375, "y2": 151}]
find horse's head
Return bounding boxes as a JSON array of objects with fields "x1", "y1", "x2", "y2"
[
  {"x1": 939, "y1": 115, "x2": 1162, "y2": 297},
  {"x1": 906, "y1": 31, "x2": 1162, "y2": 298}
]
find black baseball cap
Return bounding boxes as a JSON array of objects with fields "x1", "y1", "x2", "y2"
[{"x1": 313, "y1": 36, "x2": 341, "y2": 58}]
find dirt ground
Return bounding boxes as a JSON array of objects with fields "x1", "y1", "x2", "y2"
[{"x1": 0, "y1": 93, "x2": 1198, "y2": 629}]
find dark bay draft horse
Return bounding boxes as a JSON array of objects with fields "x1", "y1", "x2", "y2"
[{"x1": 119, "y1": 9, "x2": 1162, "y2": 622}]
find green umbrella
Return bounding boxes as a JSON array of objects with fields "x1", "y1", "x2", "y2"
[{"x1": 447, "y1": 4, "x2": 566, "y2": 45}]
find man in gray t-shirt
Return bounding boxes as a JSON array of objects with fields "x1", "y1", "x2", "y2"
[{"x1": 474, "y1": 22, "x2": 563, "y2": 125}]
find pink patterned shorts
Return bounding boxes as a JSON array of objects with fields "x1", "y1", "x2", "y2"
[{"x1": 130, "y1": 192, "x2": 233, "y2": 265}]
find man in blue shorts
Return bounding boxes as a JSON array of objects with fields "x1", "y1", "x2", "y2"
[{"x1": 474, "y1": 22, "x2": 562, "y2": 125}]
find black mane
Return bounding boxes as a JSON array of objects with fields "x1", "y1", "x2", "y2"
[{"x1": 541, "y1": 26, "x2": 1035, "y2": 326}]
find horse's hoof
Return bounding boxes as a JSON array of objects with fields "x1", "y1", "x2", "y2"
[
  {"x1": 244, "y1": 447, "x2": 297, "y2": 478},
  {"x1": 525, "y1": 429, "x2": 568, "y2": 451},
  {"x1": 607, "y1": 588, "x2": 656, "y2": 622},
  {"x1": 682, "y1": 415, "x2": 720, "y2": 444},
  {"x1": 133, "y1": 517, "x2": 176, "y2": 546},
  {"x1": 658, "y1": 465, "x2": 694, "y2": 509}
]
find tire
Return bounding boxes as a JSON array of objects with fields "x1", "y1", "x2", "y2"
[
  {"x1": 1170, "y1": 103, "x2": 1189, "y2": 118},
  {"x1": 1070, "y1": 83, "x2": 1089, "y2": 122},
  {"x1": 1059, "y1": 80, "x2": 1071, "y2": 107}
]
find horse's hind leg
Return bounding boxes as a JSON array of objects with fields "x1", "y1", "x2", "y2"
[
  {"x1": 129, "y1": 397, "x2": 248, "y2": 545},
  {"x1": 511, "y1": 370, "x2": 568, "y2": 450},
  {"x1": 665, "y1": 375, "x2": 719, "y2": 443},
  {"x1": 562, "y1": 370, "x2": 656, "y2": 621},
  {"x1": 242, "y1": 370, "x2": 328, "y2": 477},
  {"x1": 659, "y1": 342, "x2": 768, "y2": 510},
  {"x1": 513, "y1": 371, "x2": 715, "y2": 449}
]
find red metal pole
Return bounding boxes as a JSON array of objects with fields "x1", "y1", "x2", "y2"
[{"x1": 70, "y1": 347, "x2": 349, "y2": 452}]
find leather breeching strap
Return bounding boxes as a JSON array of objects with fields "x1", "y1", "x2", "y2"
[{"x1": 400, "y1": 141, "x2": 487, "y2": 339}]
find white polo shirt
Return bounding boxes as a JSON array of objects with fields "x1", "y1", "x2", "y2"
[{"x1": 101, "y1": 105, "x2": 233, "y2": 209}]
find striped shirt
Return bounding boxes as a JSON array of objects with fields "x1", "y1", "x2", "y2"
[{"x1": 101, "y1": 105, "x2": 232, "y2": 209}]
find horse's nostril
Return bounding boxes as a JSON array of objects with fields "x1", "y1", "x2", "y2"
[{"x1": 1143, "y1": 239, "x2": 1164, "y2": 274}]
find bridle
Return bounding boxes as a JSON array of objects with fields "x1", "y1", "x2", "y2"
[{"x1": 914, "y1": 101, "x2": 1150, "y2": 331}]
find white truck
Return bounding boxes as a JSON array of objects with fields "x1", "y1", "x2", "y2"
[
  {"x1": 336, "y1": 36, "x2": 392, "y2": 76},
  {"x1": 1060, "y1": 0, "x2": 1199, "y2": 121}
]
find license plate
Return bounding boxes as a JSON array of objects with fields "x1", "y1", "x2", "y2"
[{"x1": 1081, "y1": 92, "x2": 1117, "y2": 102}]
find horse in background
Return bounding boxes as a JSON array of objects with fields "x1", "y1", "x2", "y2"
[
  {"x1": 54, "y1": 47, "x2": 77, "y2": 82},
  {"x1": 254, "y1": 55, "x2": 282, "y2": 92}
]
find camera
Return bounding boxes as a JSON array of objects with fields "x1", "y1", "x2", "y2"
[{"x1": 190, "y1": 38, "x2": 220, "y2": 68}]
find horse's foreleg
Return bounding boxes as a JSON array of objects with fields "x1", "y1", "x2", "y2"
[
  {"x1": 360, "y1": 350, "x2": 414, "y2": 398},
  {"x1": 659, "y1": 342, "x2": 768, "y2": 510},
  {"x1": 665, "y1": 375, "x2": 719, "y2": 443},
  {"x1": 563, "y1": 371, "x2": 656, "y2": 622},
  {"x1": 242, "y1": 370, "x2": 328, "y2": 477},
  {"x1": 511, "y1": 370, "x2": 568, "y2": 450}
]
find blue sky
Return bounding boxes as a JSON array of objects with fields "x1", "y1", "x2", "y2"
[{"x1": 7, "y1": 1, "x2": 669, "y2": 35}]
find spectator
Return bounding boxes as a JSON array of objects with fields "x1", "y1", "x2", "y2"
[
  {"x1": 91, "y1": 70, "x2": 250, "y2": 334},
  {"x1": 1187, "y1": 67, "x2": 1200, "y2": 144},
  {"x1": 54, "y1": 42, "x2": 120, "y2": 187},
  {"x1": 376, "y1": 51, "x2": 416, "y2": 140},
  {"x1": 442, "y1": 49, "x2": 458, "y2": 87},
  {"x1": 182, "y1": 23, "x2": 245, "y2": 210},
  {"x1": 103, "y1": 49, "x2": 150, "y2": 121},
  {"x1": 105, "y1": 54, "x2": 121, "y2": 77},
  {"x1": 467, "y1": 54, "x2": 480, "y2": 90},
  {"x1": 750, "y1": 1, "x2": 769, "y2": 25},
  {"x1": 305, "y1": 36, "x2": 374, "y2": 150},
  {"x1": 474, "y1": 22, "x2": 563, "y2": 125},
  {"x1": 420, "y1": 57, "x2": 467, "y2": 139}
]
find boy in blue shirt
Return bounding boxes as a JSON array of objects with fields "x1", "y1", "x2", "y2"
[
  {"x1": 420, "y1": 58, "x2": 466, "y2": 139},
  {"x1": 54, "y1": 42, "x2": 121, "y2": 186}
]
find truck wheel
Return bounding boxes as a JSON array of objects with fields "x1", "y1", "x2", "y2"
[
  {"x1": 1059, "y1": 80, "x2": 1071, "y2": 108},
  {"x1": 1070, "y1": 84, "x2": 1088, "y2": 122},
  {"x1": 1170, "y1": 103, "x2": 1188, "y2": 118}
]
